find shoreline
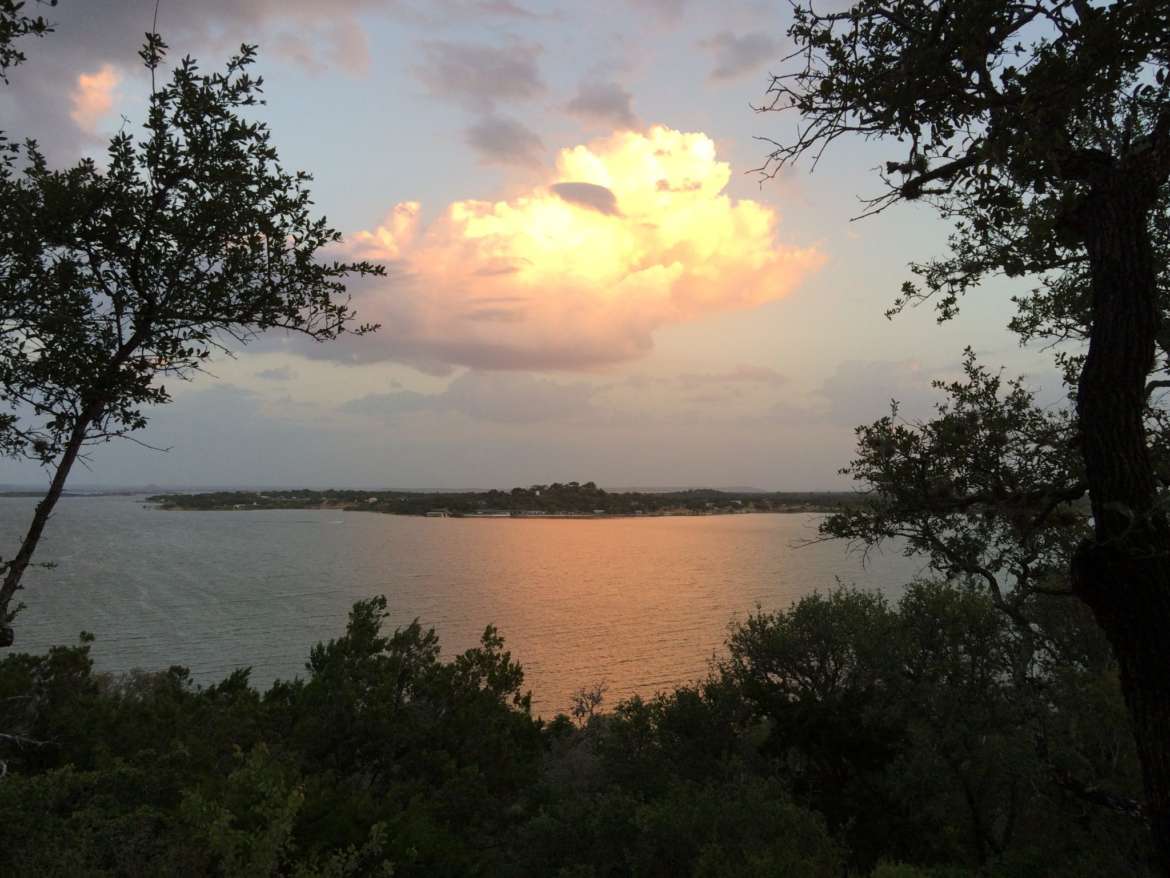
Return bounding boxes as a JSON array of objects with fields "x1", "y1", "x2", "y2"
[
  {"x1": 148, "y1": 508, "x2": 837, "y2": 518},
  {"x1": 145, "y1": 502, "x2": 848, "y2": 518},
  {"x1": 140, "y1": 486, "x2": 866, "y2": 518}
]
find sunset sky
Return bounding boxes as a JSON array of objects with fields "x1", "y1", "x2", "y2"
[{"x1": 1, "y1": 0, "x2": 1059, "y2": 490}]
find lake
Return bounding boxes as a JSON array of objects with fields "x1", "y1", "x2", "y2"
[{"x1": 1, "y1": 495, "x2": 925, "y2": 715}]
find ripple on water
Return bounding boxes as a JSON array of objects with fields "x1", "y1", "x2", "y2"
[{"x1": 2, "y1": 496, "x2": 924, "y2": 715}]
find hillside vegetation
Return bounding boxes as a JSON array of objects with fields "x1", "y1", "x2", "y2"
[
  {"x1": 148, "y1": 483, "x2": 863, "y2": 517},
  {"x1": 0, "y1": 581, "x2": 1151, "y2": 876}
]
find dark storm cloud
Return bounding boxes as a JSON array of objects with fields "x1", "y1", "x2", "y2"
[{"x1": 465, "y1": 113, "x2": 545, "y2": 167}]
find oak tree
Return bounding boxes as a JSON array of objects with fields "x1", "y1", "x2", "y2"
[
  {"x1": 757, "y1": 0, "x2": 1170, "y2": 867},
  {"x1": 0, "y1": 35, "x2": 383, "y2": 645}
]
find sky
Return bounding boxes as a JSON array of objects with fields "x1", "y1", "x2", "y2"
[{"x1": 0, "y1": 0, "x2": 1060, "y2": 490}]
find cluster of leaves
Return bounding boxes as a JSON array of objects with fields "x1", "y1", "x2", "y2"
[
  {"x1": 0, "y1": 38, "x2": 383, "y2": 466},
  {"x1": 822, "y1": 351, "x2": 1088, "y2": 621},
  {"x1": 760, "y1": 1, "x2": 1170, "y2": 213},
  {"x1": 0, "y1": 32, "x2": 384, "y2": 641},
  {"x1": 0, "y1": 0, "x2": 52, "y2": 86},
  {"x1": 0, "y1": 582, "x2": 1151, "y2": 876},
  {"x1": 757, "y1": 0, "x2": 1170, "y2": 407},
  {"x1": 0, "y1": 0, "x2": 52, "y2": 454},
  {"x1": 757, "y1": 3, "x2": 1170, "y2": 862}
]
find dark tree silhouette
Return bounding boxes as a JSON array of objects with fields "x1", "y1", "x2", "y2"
[
  {"x1": 0, "y1": 0, "x2": 53, "y2": 84},
  {"x1": 757, "y1": 0, "x2": 1170, "y2": 867},
  {"x1": 0, "y1": 34, "x2": 383, "y2": 645}
]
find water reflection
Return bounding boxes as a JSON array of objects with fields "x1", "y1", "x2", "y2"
[{"x1": 2, "y1": 496, "x2": 923, "y2": 715}]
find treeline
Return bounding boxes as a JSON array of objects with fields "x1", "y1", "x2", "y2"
[
  {"x1": 0, "y1": 581, "x2": 1151, "y2": 876},
  {"x1": 147, "y1": 483, "x2": 863, "y2": 516}
]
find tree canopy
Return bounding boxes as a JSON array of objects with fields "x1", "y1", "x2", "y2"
[
  {"x1": 0, "y1": 583, "x2": 1152, "y2": 874},
  {"x1": 0, "y1": 35, "x2": 383, "y2": 644},
  {"x1": 0, "y1": 1, "x2": 52, "y2": 85},
  {"x1": 758, "y1": 0, "x2": 1170, "y2": 869}
]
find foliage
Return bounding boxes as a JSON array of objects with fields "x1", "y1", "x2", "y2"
[
  {"x1": 822, "y1": 351, "x2": 1088, "y2": 624},
  {"x1": 0, "y1": 0, "x2": 52, "y2": 459},
  {"x1": 0, "y1": 0, "x2": 52, "y2": 85},
  {"x1": 0, "y1": 35, "x2": 383, "y2": 640},
  {"x1": 758, "y1": 0, "x2": 1170, "y2": 260},
  {"x1": 0, "y1": 37, "x2": 381, "y2": 466},
  {"x1": 759, "y1": 1, "x2": 1170, "y2": 863},
  {"x1": 0, "y1": 584, "x2": 1152, "y2": 876}
]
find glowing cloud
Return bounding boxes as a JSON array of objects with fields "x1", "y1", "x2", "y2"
[
  {"x1": 343, "y1": 126, "x2": 824, "y2": 371},
  {"x1": 70, "y1": 65, "x2": 120, "y2": 134}
]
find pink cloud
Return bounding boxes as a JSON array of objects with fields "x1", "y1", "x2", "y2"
[
  {"x1": 336, "y1": 126, "x2": 825, "y2": 371},
  {"x1": 69, "y1": 64, "x2": 120, "y2": 134}
]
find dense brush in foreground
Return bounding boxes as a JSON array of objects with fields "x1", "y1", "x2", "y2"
[{"x1": 0, "y1": 582, "x2": 1153, "y2": 876}]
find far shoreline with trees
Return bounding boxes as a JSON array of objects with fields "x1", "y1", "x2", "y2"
[{"x1": 143, "y1": 483, "x2": 867, "y2": 518}]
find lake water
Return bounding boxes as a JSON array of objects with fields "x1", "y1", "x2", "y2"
[{"x1": 1, "y1": 495, "x2": 925, "y2": 715}]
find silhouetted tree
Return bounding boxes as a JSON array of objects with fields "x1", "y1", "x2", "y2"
[
  {"x1": 0, "y1": 0, "x2": 52, "y2": 84},
  {"x1": 758, "y1": 0, "x2": 1170, "y2": 866},
  {"x1": 0, "y1": 34, "x2": 382, "y2": 645}
]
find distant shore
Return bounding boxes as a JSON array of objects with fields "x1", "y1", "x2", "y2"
[{"x1": 144, "y1": 485, "x2": 865, "y2": 518}]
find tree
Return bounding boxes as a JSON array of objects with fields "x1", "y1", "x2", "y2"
[
  {"x1": 0, "y1": 1, "x2": 51, "y2": 82},
  {"x1": 756, "y1": 0, "x2": 1170, "y2": 868},
  {"x1": 1, "y1": 1, "x2": 53, "y2": 166},
  {"x1": 0, "y1": 34, "x2": 383, "y2": 646}
]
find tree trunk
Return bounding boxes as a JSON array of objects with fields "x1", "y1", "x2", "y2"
[
  {"x1": 1073, "y1": 181, "x2": 1170, "y2": 873},
  {"x1": 0, "y1": 411, "x2": 95, "y2": 647}
]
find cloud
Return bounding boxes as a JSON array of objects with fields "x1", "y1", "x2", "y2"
[
  {"x1": 550, "y1": 182, "x2": 620, "y2": 215},
  {"x1": 465, "y1": 114, "x2": 545, "y2": 167},
  {"x1": 386, "y1": 0, "x2": 552, "y2": 25},
  {"x1": 335, "y1": 125, "x2": 824, "y2": 371},
  {"x1": 565, "y1": 80, "x2": 637, "y2": 129},
  {"x1": 5, "y1": 0, "x2": 549, "y2": 161},
  {"x1": 413, "y1": 40, "x2": 544, "y2": 109},
  {"x1": 629, "y1": 0, "x2": 691, "y2": 21},
  {"x1": 818, "y1": 359, "x2": 939, "y2": 425},
  {"x1": 675, "y1": 365, "x2": 787, "y2": 388},
  {"x1": 272, "y1": 19, "x2": 371, "y2": 75},
  {"x1": 741, "y1": 359, "x2": 940, "y2": 428},
  {"x1": 698, "y1": 31, "x2": 779, "y2": 81},
  {"x1": 352, "y1": 202, "x2": 423, "y2": 260},
  {"x1": 255, "y1": 366, "x2": 298, "y2": 381},
  {"x1": 69, "y1": 64, "x2": 120, "y2": 134},
  {"x1": 344, "y1": 371, "x2": 596, "y2": 423},
  {"x1": 3, "y1": 1, "x2": 398, "y2": 162},
  {"x1": 475, "y1": 0, "x2": 542, "y2": 17}
]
